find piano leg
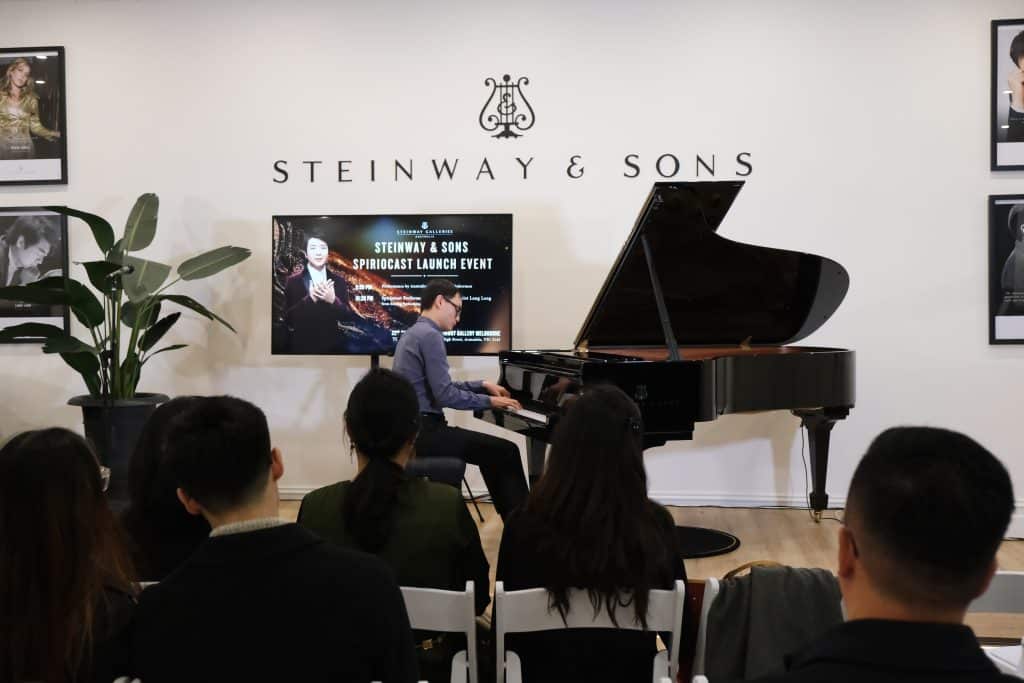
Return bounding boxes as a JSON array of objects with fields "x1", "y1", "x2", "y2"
[
  {"x1": 526, "y1": 437, "x2": 547, "y2": 487},
  {"x1": 793, "y1": 407, "x2": 850, "y2": 521}
]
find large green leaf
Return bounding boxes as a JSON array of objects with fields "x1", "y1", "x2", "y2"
[
  {"x1": 44, "y1": 205, "x2": 115, "y2": 255},
  {"x1": 27, "y1": 277, "x2": 105, "y2": 329},
  {"x1": 141, "y1": 344, "x2": 188, "y2": 365},
  {"x1": 60, "y1": 351, "x2": 101, "y2": 396},
  {"x1": 64, "y1": 279, "x2": 105, "y2": 328},
  {"x1": 81, "y1": 260, "x2": 123, "y2": 294},
  {"x1": 0, "y1": 322, "x2": 66, "y2": 342},
  {"x1": 139, "y1": 312, "x2": 180, "y2": 352},
  {"x1": 157, "y1": 294, "x2": 236, "y2": 333},
  {"x1": 122, "y1": 255, "x2": 171, "y2": 302},
  {"x1": 122, "y1": 299, "x2": 161, "y2": 328},
  {"x1": 123, "y1": 194, "x2": 159, "y2": 252},
  {"x1": 177, "y1": 246, "x2": 251, "y2": 281},
  {"x1": 42, "y1": 336, "x2": 98, "y2": 355}
]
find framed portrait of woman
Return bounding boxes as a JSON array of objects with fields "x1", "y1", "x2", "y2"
[
  {"x1": 990, "y1": 195, "x2": 1024, "y2": 343},
  {"x1": 992, "y1": 20, "x2": 1024, "y2": 171},
  {"x1": 0, "y1": 47, "x2": 67, "y2": 185},
  {"x1": 0, "y1": 207, "x2": 69, "y2": 342}
]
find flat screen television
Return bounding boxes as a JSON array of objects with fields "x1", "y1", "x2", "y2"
[{"x1": 271, "y1": 214, "x2": 512, "y2": 356}]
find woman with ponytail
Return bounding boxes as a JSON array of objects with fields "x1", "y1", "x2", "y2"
[
  {"x1": 495, "y1": 384, "x2": 688, "y2": 683},
  {"x1": 298, "y1": 368, "x2": 490, "y2": 677}
]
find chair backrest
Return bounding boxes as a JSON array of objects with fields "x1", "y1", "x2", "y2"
[
  {"x1": 405, "y1": 456, "x2": 467, "y2": 488},
  {"x1": 968, "y1": 571, "x2": 1024, "y2": 614},
  {"x1": 691, "y1": 577, "x2": 719, "y2": 677},
  {"x1": 400, "y1": 580, "x2": 477, "y2": 683},
  {"x1": 494, "y1": 580, "x2": 685, "y2": 683}
]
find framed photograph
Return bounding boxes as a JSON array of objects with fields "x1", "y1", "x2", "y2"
[
  {"x1": 0, "y1": 207, "x2": 69, "y2": 341},
  {"x1": 992, "y1": 20, "x2": 1024, "y2": 171},
  {"x1": 0, "y1": 46, "x2": 67, "y2": 184},
  {"x1": 989, "y1": 195, "x2": 1024, "y2": 343}
]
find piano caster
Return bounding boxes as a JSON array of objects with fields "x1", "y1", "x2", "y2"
[{"x1": 812, "y1": 509, "x2": 822, "y2": 523}]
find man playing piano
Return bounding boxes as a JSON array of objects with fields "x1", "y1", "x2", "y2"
[{"x1": 393, "y1": 279, "x2": 529, "y2": 520}]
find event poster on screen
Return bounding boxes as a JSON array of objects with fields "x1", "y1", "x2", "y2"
[{"x1": 271, "y1": 214, "x2": 512, "y2": 356}]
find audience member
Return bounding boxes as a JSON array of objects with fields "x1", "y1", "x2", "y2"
[
  {"x1": 130, "y1": 395, "x2": 418, "y2": 683},
  {"x1": 299, "y1": 368, "x2": 490, "y2": 681},
  {"x1": 0, "y1": 428, "x2": 135, "y2": 683},
  {"x1": 495, "y1": 384, "x2": 688, "y2": 683},
  {"x1": 121, "y1": 396, "x2": 211, "y2": 581},
  {"x1": 745, "y1": 426, "x2": 1017, "y2": 683}
]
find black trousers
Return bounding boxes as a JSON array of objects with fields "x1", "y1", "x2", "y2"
[{"x1": 416, "y1": 415, "x2": 529, "y2": 520}]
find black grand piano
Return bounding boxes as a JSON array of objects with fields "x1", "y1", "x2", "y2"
[{"x1": 477, "y1": 181, "x2": 855, "y2": 520}]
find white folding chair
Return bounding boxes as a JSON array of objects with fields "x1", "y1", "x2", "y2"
[
  {"x1": 691, "y1": 577, "x2": 720, "y2": 678},
  {"x1": 400, "y1": 581, "x2": 478, "y2": 683},
  {"x1": 968, "y1": 571, "x2": 1024, "y2": 676},
  {"x1": 494, "y1": 579, "x2": 685, "y2": 683}
]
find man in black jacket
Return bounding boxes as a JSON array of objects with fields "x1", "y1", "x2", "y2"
[
  {"x1": 746, "y1": 426, "x2": 1017, "y2": 683},
  {"x1": 130, "y1": 396, "x2": 418, "y2": 683}
]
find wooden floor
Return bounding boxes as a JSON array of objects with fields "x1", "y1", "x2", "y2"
[{"x1": 279, "y1": 499, "x2": 1024, "y2": 640}]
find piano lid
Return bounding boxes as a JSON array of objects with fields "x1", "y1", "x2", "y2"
[{"x1": 574, "y1": 181, "x2": 849, "y2": 348}]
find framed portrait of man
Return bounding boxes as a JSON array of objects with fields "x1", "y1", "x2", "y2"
[
  {"x1": 0, "y1": 46, "x2": 67, "y2": 185},
  {"x1": 992, "y1": 20, "x2": 1024, "y2": 171},
  {"x1": 990, "y1": 195, "x2": 1024, "y2": 343},
  {"x1": 0, "y1": 207, "x2": 69, "y2": 341}
]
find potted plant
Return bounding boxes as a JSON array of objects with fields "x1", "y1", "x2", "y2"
[{"x1": 0, "y1": 194, "x2": 250, "y2": 504}]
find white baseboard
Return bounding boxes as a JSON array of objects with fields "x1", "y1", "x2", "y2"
[
  {"x1": 280, "y1": 486, "x2": 1024, "y2": 540},
  {"x1": 1010, "y1": 512, "x2": 1024, "y2": 540}
]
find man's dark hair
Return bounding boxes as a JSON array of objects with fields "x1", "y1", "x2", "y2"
[
  {"x1": 163, "y1": 396, "x2": 273, "y2": 514},
  {"x1": 419, "y1": 278, "x2": 458, "y2": 312},
  {"x1": 1009, "y1": 204, "x2": 1024, "y2": 242},
  {"x1": 1011, "y1": 30, "x2": 1024, "y2": 69},
  {"x1": 846, "y1": 426, "x2": 1014, "y2": 608},
  {"x1": 3, "y1": 215, "x2": 59, "y2": 249}
]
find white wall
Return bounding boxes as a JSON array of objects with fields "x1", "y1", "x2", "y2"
[{"x1": 2, "y1": 0, "x2": 1023, "y2": 533}]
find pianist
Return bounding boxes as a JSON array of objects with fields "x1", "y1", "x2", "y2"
[{"x1": 392, "y1": 279, "x2": 529, "y2": 520}]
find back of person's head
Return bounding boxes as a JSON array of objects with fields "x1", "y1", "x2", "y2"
[
  {"x1": 0, "y1": 428, "x2": 134, "y2": 682},
  {"x1": 164, "y1": 396, "x2": 273, "y2": 515},
  {"x1": 343, "y1": 368, "x2": 420, "y2": 552},
  {"x1": 525, "y1": 384, "x2": 675, "y2": 628},
  {"x1": 122, "y1": 396, "x2": 211, "y2": 578},
  {"x1": 1012, "y1": 29, "x2": 1024, "y2": 68},
  {"x1": 420, "y1": 278, "x2": 458, "y2": 311},
  {"x1": 845, "y1": 426, "x2": 1014, "y2": 609}
]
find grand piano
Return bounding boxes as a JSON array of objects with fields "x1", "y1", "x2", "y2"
[{"x1": 477, "y1": 180, "x2": 855, "y2": 520}]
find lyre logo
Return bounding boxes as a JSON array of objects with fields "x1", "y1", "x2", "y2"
[{"x1": 479, "y1": 74, "x2": 535, "y2": 139}]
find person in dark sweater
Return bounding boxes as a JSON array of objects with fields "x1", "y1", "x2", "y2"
[
  {"x1": 130, "y1": 395, "x2": 418, "y2": 683},
  {"x1": 742, "y1": 427, "x2": 1018, "y2": 683},
  {"x1": 121, "y1": 396, "x2": 211, "y2": 581},
  {"x1": 495, "y1": 384, "x2": 688, "y2": 683},
  {"x1": 0, "y1": 428, "x2": 136, "y2": 683},
  {"x1": 299, "y1": 368, "x2": 490, "y2": 681}
]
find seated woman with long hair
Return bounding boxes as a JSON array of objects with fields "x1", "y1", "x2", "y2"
[
  {"x1": 495, "y1": 384, "x2": 687, "y2": 683},
  {"x1": 121, "y1": 396, "x2": 211, "y2": 581},
  {"x1": 298, "y1": 368, "x2": 490, "y2": 679},
  {"x1": 0, "y1": 428, "x2": 136, "y2": 682}
]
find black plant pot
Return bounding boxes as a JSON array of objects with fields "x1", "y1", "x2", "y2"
[{"x1": 68, "y1": 393, "x2": 169, "y2": 510}]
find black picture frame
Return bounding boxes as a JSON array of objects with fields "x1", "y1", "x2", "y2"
[
  {"x1": 992, "y1": 20, "x2": 1024, "y2": 171},
  {"x1": 0, "y1": 207, "x2": 70, "y2": 342},
  {"x1": 0, "y1": 46, "x2": 67, "y2": 185},
  {"x1": 989, "y1": 195, "x2": 1024, "y2": 343}
]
